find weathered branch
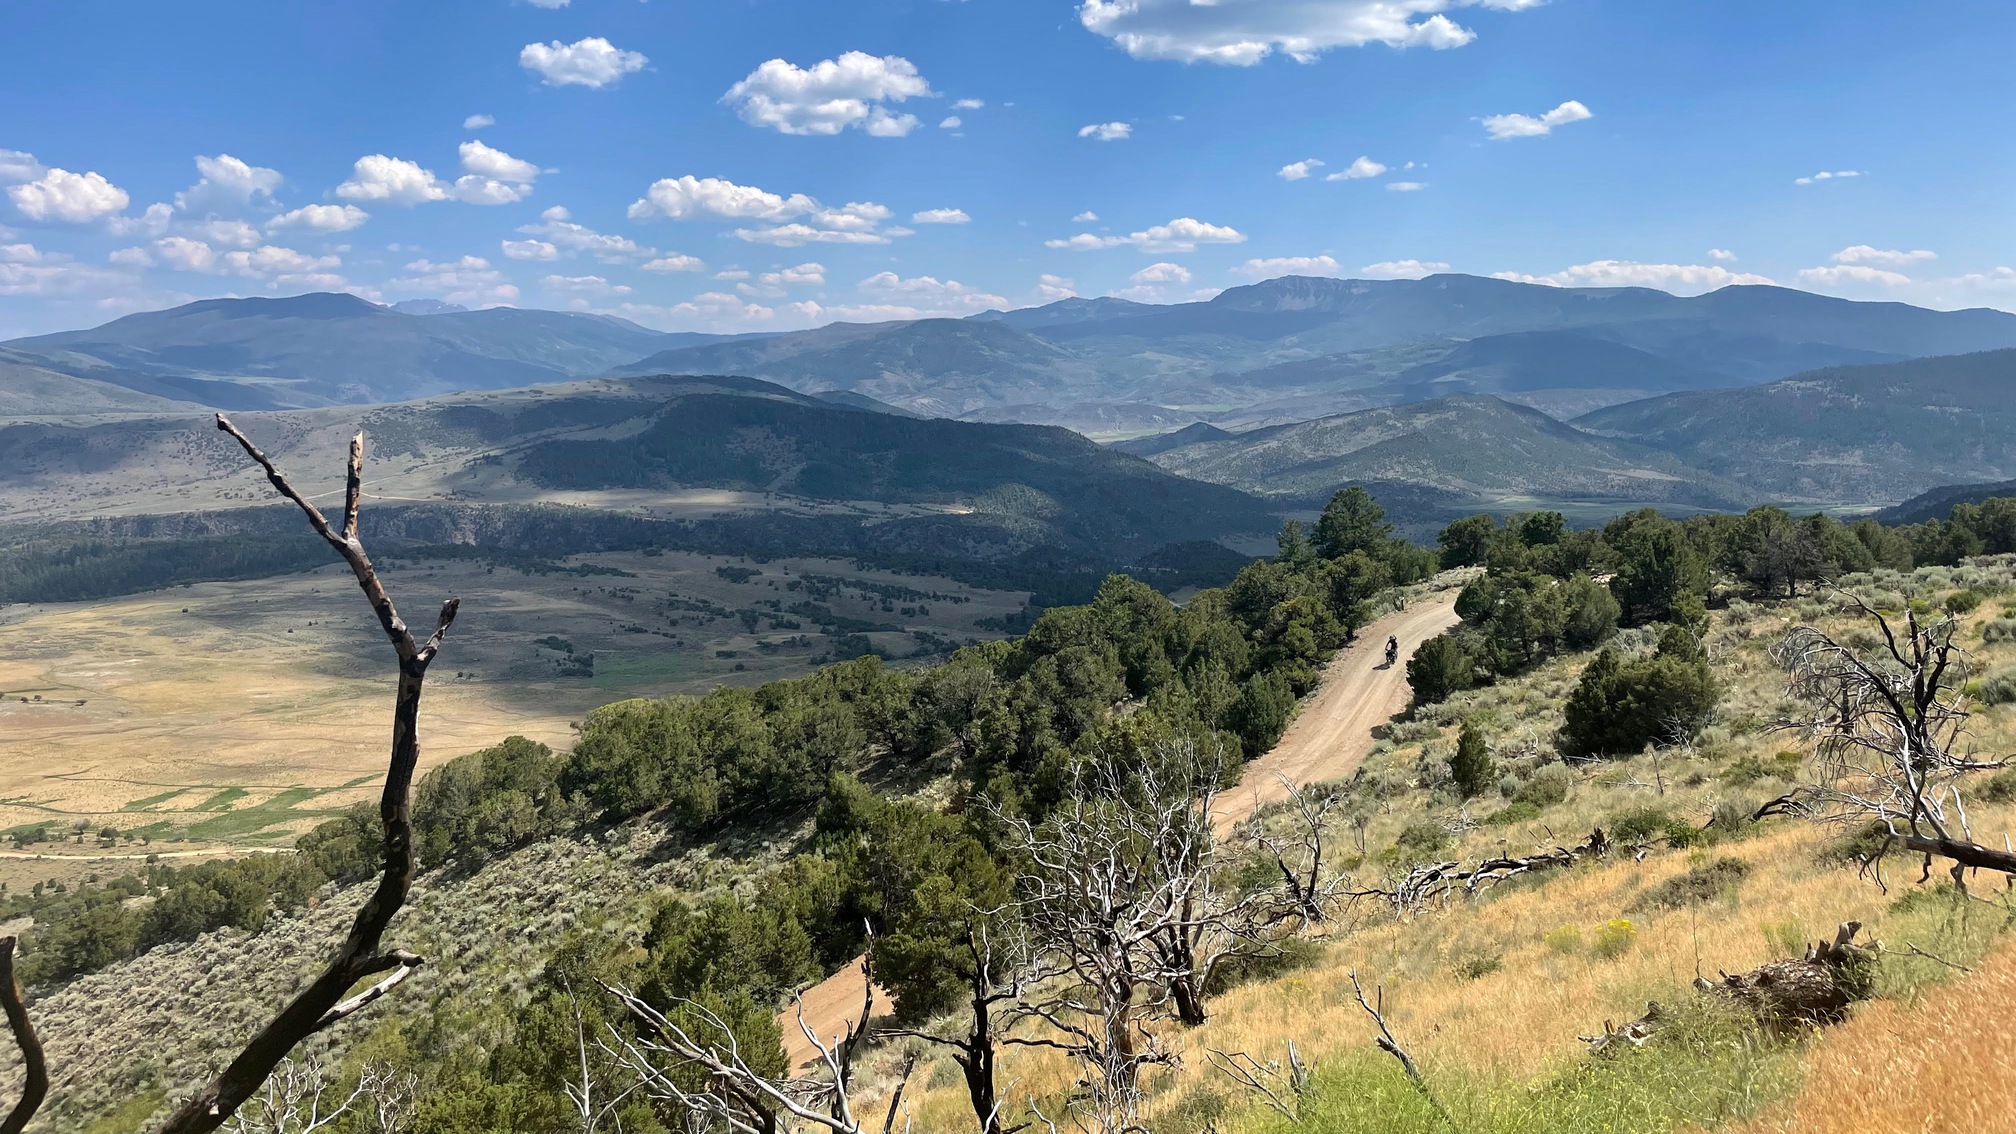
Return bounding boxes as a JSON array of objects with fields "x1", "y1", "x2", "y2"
[
  {"x1": 0, "y1": 939, "x2": 47, "y2": 1134},
  {"x1": 1349, "y1": 970, "x2": 1455, "y2": 1129},
  {"x1": 157, "y1": 419, "x2": 452, "y2": 1133}
]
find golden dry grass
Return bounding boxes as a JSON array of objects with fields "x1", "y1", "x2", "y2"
[{"x1": 1720, "y1": 938, "x2": 2016, "y2": 1134}]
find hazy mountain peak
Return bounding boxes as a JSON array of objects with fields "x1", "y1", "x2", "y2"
[{"x1": 391, "y1": 299, "x2": 471, "y2": 316}]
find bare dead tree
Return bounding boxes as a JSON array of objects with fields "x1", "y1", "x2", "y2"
[
  {"x1": 1349, "y1": 971, "x2": 1455, "y2": 1130},
  {"x1": 1246, "y1": 775, "x2": 1354, "y2": 928},
  {"x1": 0, "y1": 939, "x2": 47, "y2": 1134},
  {"x1": 1346, "y1": 829, "x2": 1611, "y2": 916},
  {"x1": 1772, "y1": 598, "x2": 2016, "y2": 881},
  {"x1": 153, "y1": 418, "x2": 458, "y2": 1133},
  {"x1": 1205, "y1": 1043, "x2": 1314, "y2": 1122},
  {"x1": 879, "y1": 911, "x2": 1051, "y2": 1134},
  {"x1": 607, "y1": 960, "x2": 903, "y2": 1134},
  {"x1": 561, "y1": 983, "x2": 643, "y2": 1133},
  {"x1": 226, "y1": 1059, "x2": 411, "y2": 1134}
]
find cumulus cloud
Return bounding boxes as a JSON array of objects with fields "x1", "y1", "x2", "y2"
[
  {"x1": 502, "y1": 239, "x2": 560, "y2": 261},
  {"x1": 1798, "y1": 264, "x2": 1913, "y2": 288},
  {"x1": 105, "y1": 202, "x2": 173, "y2": 237},
  {"x1": 7, "y1": 167, "x2": 130, "y2": 223},
  {"x1": 1386, "y1": 181, "x2": 1427, "y2": 192},
  {"x1": 954, "y1": 98, "x2": 985, "y2": 110},
  {"x1": 1795, "y1": 170, "x2": 1862, "y2": 186},
  {"x1": 152, "y1": 236, "x2": 217, "y2": 272},
  {"x1": 1072, "y1": 211, "x2": 1100, "y2": 223},
  {"x1": 464, "y1": 114, "x2": 495, "y2": 129},
  {"x1": 337, "y1": 147, "x2": 539, "y2": 206},
  {"x1": 912, "y1": 208, "x2": 971, "y2": 224},
  {"x1": 643, "y1": 254, "x2": 706, "y2": 273},
  {"x1": 1493, "y1": 260, "x2": 1775, "y2": 294},
  {"x1": 189, "y1": 219, "x2": 264, "y2": 248},
  {"x1": 734, "y1": 223, "x2": 895, "y2": 247},
  {"x1": 1325, "y1": 156, "x2": 1387, "y2": 181},
  {"x1": 628, "y1": 176, "x2": 818, "y2": 221},
  {"x1": 460, "y1": 140, "x2": 540, "y2": 184},
  {"x1": 1131, "y1": 262, "x2": 1192, "y2": 284},
  {"x1": 736, "y1": 262, "x2": 827, "y2": 297},
  {"x1": 1360, "y1": 259, "x2": 1450, "y2": 279},
  {"x1": 1044, "y1": 216, "x2": 1246, "y2": 253},
  {"x1": 520, "y1": 37, "x2": 648, "y2": 88},
  {"x1": 542, "y1": 274, "x2": 633, "y2": 298},
  {"x1": 940, "y1": 116, "x2": 963, "y2": 130},
  {"x1": 858, "y1": 270, "x2": 1010, "y2": 316},
  {"x1": 1079, "y1": 0, "x2": 1542, "y2": 65},
  {"x1": 1231, "y1": 255, "x2": 1342, "y2": 279},
  {"x1": 388, "y1": 255, "x2": 518, "y2": 307},
  {"x1": 336, "y1": 155, "x2": 449, "y2": 204},
  {"x1": 1481, "y1": 99, "x2": 1593, "y2": 140},
  {"x1": 518, "y1": 205, "x2": 648, "y2": 260},
  {"x1": 270, "y1": 204, "x2": 370, "y2": 232},
  {"x1": 1278, "y1": 159, "x2": 1323, "y2": 181},
  {"x1": 1078, "y1": 122, "x2": 1132, "y2": 141},
  {"x1": 1035, "y1": 273, "x2": 1077, "y2": 301},
  {"x1": 723, "y1": 52, "x2": 932, "y2": 136},
  {"x1": 1708, "y1": 248, "x2": 1736, "y2": 261},
  {"x1": 0, "y1": 150, "x2": 45, "y2": 183},
  {"x1": 1832, "y1": 245, "x2": 1936, "y2": 266},
  {"x1": 175, "y1": 154, "x2": 283, "y2": 212}
]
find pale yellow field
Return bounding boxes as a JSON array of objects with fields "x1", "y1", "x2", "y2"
[{"x1": 0, "y1": 547, "x2": 1025, "y2": 846}]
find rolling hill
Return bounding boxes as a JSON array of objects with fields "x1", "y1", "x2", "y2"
[
  {"x1": 1143, "y1": 394, "x2": 1755, "y2": 509},
  {"x1": 0, "y1": 349, "x2": 207, "y2": 416},
  {"x1": 1576, "y1": 348, "x2": 2016, "y2": 503}
]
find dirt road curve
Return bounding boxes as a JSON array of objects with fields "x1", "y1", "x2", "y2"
[
  {"x1": 781, "y1": 592, "x2": 1463, "y2": 1066},
  {"x1": 1214, "y1": 594, "x2": 1463, "y2": 832}
]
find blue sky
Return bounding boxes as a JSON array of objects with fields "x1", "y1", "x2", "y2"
[{"x1": 3, "y1": 0, "x2": 2014, "y2": 339}]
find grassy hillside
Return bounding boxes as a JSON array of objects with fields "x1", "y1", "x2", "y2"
[
  {"x1": 1146, "y1": 394, "x2": 1753, "y2": 509},
  {"x1": 1578, "y1": 348, "x2": 2016, "y2": 503}
]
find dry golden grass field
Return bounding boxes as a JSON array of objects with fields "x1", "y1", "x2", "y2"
[{"x1": 0, "y1": 546, "x2": 1025, "y2": 857}]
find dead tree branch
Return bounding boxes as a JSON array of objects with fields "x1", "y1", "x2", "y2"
[
  {"x1": 158, "y1": 419, "x2": 456, "y2": 1133},
  {"x1": 0, "y1": 938, "x2": 47, "y2": 1134},
  {"x1": 1348, "y1": 971, "x2": 1455, "y2": 1129}
]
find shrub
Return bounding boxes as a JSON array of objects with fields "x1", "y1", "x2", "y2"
[
  {"x1": 1449, "y1": 721, "x2": 1495, "y2": 799},
  {"x1": 1977, "y1": 768, "x2": 2016, "y2": 803},
  {"x1": 1945, "y1": 590, "x2": 1984, "y2": 614},
  {"x1": 1513, "y1": 763, "x2": 1573, "y2": 808},
  {"x1": 1592, "y1": 918, "x2": 1638, "y2": 959},
  {"x1": 1608, "y1": 806, "x2": 1674, "y2": 843},
  {"x1": 1485, "y1": 801, "x2": 1543, "y2": 826},
  {"x1": 1392, "y1": 821, "x2": 1453, "y2": 861},
  {"x1": 1453, "y1": 954, "x2": 1504, "y2": 980},
  {"x1": 1632, "y1": 856, "x2": 1752, "y2": 910},
  {"x1": 1760, "y1": 918, "x2": 1806, "y2": 958},
  {"x1": 1558, "y1": 627, "x2": 1720, "y2": 760},
  {"x1": 1978, "y1": 667, "x2": 2016, "y2": 707},
  {"x1": 1981, "y1": 618, "x2": 2016, "y2": 643},
  {"x1": 1542, "y1": 925, "x2": 1583, "y2": 954}
]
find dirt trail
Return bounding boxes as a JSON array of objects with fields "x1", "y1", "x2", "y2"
[
  {"x1": 781, "y1": 592, "x2": 1463, "y2": 1067},
  {"x1": 1215, "y1": 594, "x2": 1463, "y2": 831}
]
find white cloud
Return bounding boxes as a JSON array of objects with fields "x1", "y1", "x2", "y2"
[
  {"x1": 389, "y1": 256, "x2": 518, "y2": 307},
  {"x1": 628, "y1": 175, "x2": 818, "y2": 221},
  {"x1": 1360, "y1": 259, "x2": 1449, "y2": 279},
  {"x1": 1045, "y1": 216, "x2": 1246, "y2": 253},
  {"x1": 459, "y1": 140, "x2": 540, "y2": 184},
  {"x1": 175, "y1": 154, "x2": 283, "y2": 212},
  {"x1": 1832, "y1": 245, "x2": 1936, "y2": 266},
  {"x1": 336, "y1": 155, "x2": 449, "y2": 204},
  {"x1": 912, "y1": 207, "x2": 971, "y2": 224},
  {"x1": 517, "y1": 207, "x2": 648, "y2": 260},
  {"x1": 1079, "y1": 0, "x2": 1543, "y2": 65},
  {"x1": 189, "y1": 219, "x2": 263, "y2": 248},
  {"x1": 520, "y1": 37, "x2": 648, "y2": 88},
  {"x1": 1079, "y1": 122, "x2": 1132, "y2": 141},
  {"x1": 1278, "y1": 159, "x2": 1323, "y2": 181},
  {"x1": 1232, "y1": 255, "x2": 1341, "y2": 279},
  {"x1": 954, "y1": 98, "x2": 985, "y2": 110},
  {"x1": 0, "y1": 243, "x2": 54, "y2": 264},
  {"x1": 108, "y1": 245, "x2": 154, "y2": 268},
  {"x1": 1324, "y1": 156, "x2": 1387, "y2": 181},
  {"x1": 1798, "y1": 264, "x2": 1912, "y2": 288},
  {"x1": 1072, "y1": 211, "x2": 1100, "y2": 223},
  {"x1": 1707, "y1": 248, "x2": 1736, "y2": 261},
  {"x1": 270, "y1": 204, "x2": 370, "y2": 232},
  {"x1": 0, "y1": 150, "x2": 44, "y2": 183},
  {"x1": 1493, "y1": 260, "x2": 1775, "y2": 294},
  {"x1": 221, "y1": 244, "x2": 342, "y2": 284},
  {"x1": 737, "y1": 262, "x2": 827, "y2": 297},
  {"x1": 1131, "y1": 262, "x2": 1192, "y2": 284},
  {"x1": 858, "y1": 271, "x2": 1009, "y2": 316},
  {"x1": 723, "y1": 52, "x2": 932, "y2": 136},
  {"x1": 734, "y1": 223, "x2": 893, "y2": 247},
  {"x1": 1035, "y1": 273, "x2": 1077, "y2": 301},
  {"x1": 1386, "y1": 181, "x2": 1427, "y2": 192},
  {"x1": 543, "y1": 274, "x2": 633, "y2": 297},
  {"x1": 1795, "y1": 170, "x2": 1862, "y2": 186},
  {"x1": 105, "y1": 202, "x2": 173, "y2": 238},
  {"x1": 713, "y1": 269, "x2": 752, "y2": 280},
  {"x1": 1481, "y1": 99, "x2": 1593, "y2": 140},
  {"x1": 940, "y1": 116, "x2": 964, "y2": 129},
  {"x1": 464, "y1": 114, "x2": 495, "y2": 129},
  {"x1": 7, "y1": 168, "x2": 130, "y2": 223},
  {"x1": 502, "y1": 239, "x2": 560, "y2": 261},
  {"x1": 642, "y1": 253, "x2": 706, "y2": 272},
  {"x1": 0, "y1": 255, "x2": 136, "y2": 298},
  {"x1": 526, "y1": 0, "x2": 570, "y2": 7}
]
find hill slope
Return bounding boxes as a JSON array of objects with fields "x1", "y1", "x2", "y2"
[
  {"x1": 1576, "y1": 348, "x2": 2016, "y2": 503},
  {"x1": 1148, "y1": 394, "x2": 1753, "y2": 508},
  {"x1": 0, "y1": 349, "x2": 207, "y2": 416}
]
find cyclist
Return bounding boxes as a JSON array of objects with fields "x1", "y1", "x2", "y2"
[{"x1": 1385, "y1": 636, "x2": 1399, "y2": 667}]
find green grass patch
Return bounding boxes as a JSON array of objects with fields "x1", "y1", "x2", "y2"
[
  {"x1": 190, "y1": 787, "x2": 249, "y2": 812},
  {"x1": 182, "y1": 787, "x2": 338, "y2": 840},
  {"x1": 120, "y1": 788, "x2": 194, "y2": 812},
  {"x1": 79, "y1": 1088, "x2": 166, "y2": 1134}
]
